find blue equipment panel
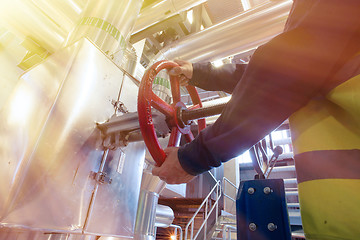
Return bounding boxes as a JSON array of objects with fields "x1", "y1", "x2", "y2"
[{"x1": 236, "y1": 179, "x2": 291, "y2": 240}]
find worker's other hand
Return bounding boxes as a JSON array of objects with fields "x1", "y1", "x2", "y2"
[
  {"x1": 152, "y1": 147, "x2": 196, "y2": 184},
  {"x1": 169, "y1": 59, "x2": 193, "y2": 87}
]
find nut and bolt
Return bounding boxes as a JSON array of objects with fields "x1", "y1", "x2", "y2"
[
  {"x1": 249, "y1": 223, "x2": 257, "y2": 231},
  {"x1": 263, "y1": 187, "x2": 272, "y2": 194},
  {"x1": 267, "y1": 223, "x2": 277, "y2": 231},
  {"x1": 247, "y1": 187, "x2": 255, "y2": 194}
]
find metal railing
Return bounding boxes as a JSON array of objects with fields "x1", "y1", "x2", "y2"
[
  {"x1": 222, "y1": 177, "x2": 238, "y2": 212},
  {"x1": 184, "y1": 178, "x2": 222, "y2": 240},
  {"x1": 170, "y1": 224, "x2": 183, "y2": 240},
  {"x1": 222, "y1": 225, "x2": 237, "y2": 240}
]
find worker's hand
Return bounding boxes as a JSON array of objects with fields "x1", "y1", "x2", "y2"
[
  {"x1": 169, "y1": 59, "x2": 193, "y2": 87},
  {"x1": 152, "y1": 147, "x2": 196, "y2": 184}
]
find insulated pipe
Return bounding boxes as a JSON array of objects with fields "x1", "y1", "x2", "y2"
[
  {"x1": 31, "y1": 0, "x2": 85, "y2": 34},
  {"x1": 134, "y1": 190, "x2": 159, "y2": 240},
  {"x1": 132, "y1": 0, "x2": 207, "y2": 34},
  {"x1": 156, "y1": 0, "x2": 292, "y2": 62},
  {"x1": 135, "y1": 169, "x2": 170, "y2": 240},
  {"x1": 155, "y1": 204, "x2": 175, "y2": 228},
  {"x1": 65, "y1": 0, "x2": 144, "y2": 54}
]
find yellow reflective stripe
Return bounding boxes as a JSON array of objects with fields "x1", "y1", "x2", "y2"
[
  {"x1": 289, "y1": 74, "x2": 360, "y2": 155},
  {"x1": 289, "y1": 98, "x2": 360, "y2": 154},
  {"x1": 327, "y1": 74, "x2": 360, "y2": 118},
  {"x1": 298, "y1": 179, "x2": 360, "y2": 240}
]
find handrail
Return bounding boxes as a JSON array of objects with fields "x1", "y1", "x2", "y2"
[
  {"x1": 222, "y1": 177, "x2": 238, "y2": 212},
  {"x1": 222, "y1": 225, "x2": 237, "y2": 240},
  {"x1": 208, "y1": 171, "x2": 218, "y2": 183},
  {"x1": 184, "y1": 180, "x2": 222, "y2": 240},
  {"x1": 170, "y1": 224, "x2": 183, "y2": 240}
]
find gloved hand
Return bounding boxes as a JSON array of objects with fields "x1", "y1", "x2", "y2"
[{"x1": 169, "y1": 59, "x2": 193, "y2": 87}]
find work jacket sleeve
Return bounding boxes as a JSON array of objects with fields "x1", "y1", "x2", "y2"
[
  {"x1": 178, "y1": 0, "x2": 360, "y2": 175},
  {"x1": 189, "y1": 62, "x2": 247, "y2": 94}
]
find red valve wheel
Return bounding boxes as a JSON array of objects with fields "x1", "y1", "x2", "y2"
[{"x1": 138, "y1": 60, "x2": 206, "y2": 166}]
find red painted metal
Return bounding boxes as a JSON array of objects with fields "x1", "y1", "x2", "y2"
[{"x1": 138, "y1": 60, "x2": 206, "y2": 166}]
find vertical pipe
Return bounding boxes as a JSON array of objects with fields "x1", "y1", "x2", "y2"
[
  {"x1": 135, "y1": 169, "x2": 169, "y2": 239},
  {"x1": 217, "y1": 185, "x2": 219, "y2": 223},
  {"x1": 205, "y1": 200, "x2": 208, "y2": 239},
  {"x1": 191, "y1": 222, "x2": 194, "y2": 240},
  {"x1": 134, "y1": 190, "x2": 159, "y2": 240}
]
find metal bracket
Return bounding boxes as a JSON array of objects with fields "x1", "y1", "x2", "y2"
[
  {"x1": 236, "y1": 179, "x2": 291, "y2": 240},
  {"x1": 90, "y1": 171, "x2": 112, "y2": 184},
  {"x1": 112, "y1": 100, "x2": 128, "y2": 113}
]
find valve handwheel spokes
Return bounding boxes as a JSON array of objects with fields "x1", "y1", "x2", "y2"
[{"x1": 138, "y1": 60, "x2": 206, "y2": 166}]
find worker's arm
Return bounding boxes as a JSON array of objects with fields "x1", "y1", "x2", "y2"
[
  {"x1": 153, "y1": 0, "x2": 360, "y2": 182},
  {"x1": 178, "y1": 0, "x2": 360, "y2": 176},
  {"x1": 169, "y1": 59, "x2": 247, "y2": 93},
  {"x1": 190, "y1": 62, "x2": 247, "y2": 94}
]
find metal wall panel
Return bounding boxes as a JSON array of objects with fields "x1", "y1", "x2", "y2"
[
  {"x1": 0, "y1": 41, "x2": 79, "y2": 219},
  {"x1": 84, "y1": 143, "x2": 145, "y2": 238},
  {"x1": 0, "y1": 39, "x2": 144, "y2": 236}
]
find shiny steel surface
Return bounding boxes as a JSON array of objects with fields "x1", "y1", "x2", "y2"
[
  {"x1": 84, "y1": 142, "x2": 145, "y2": 238},
  {"x1": 140, "y1": 169, "x2": 167, "y2": 195},
  {"x1": 0, "y1": 0, "x2": 67, "y2": 52},
  {"x1": 155, "y1": 204, "x2": 174, "y2": 228},
  {"x1": 0, "y1": 40, "x2": 81, "y2": 220},
  {"x1": 66, "y1": 0, "x2": 144, "y2": 54},
  {"x1": 0, "y1": 39, "x2": 144, "y2": 235},
  {"x1": 133, "y1": 0, "x2": 207, "y2": 34},
  {"x1": 0, "y1": 230, "x2": 99, "y2": 240},
  {"x1": 31, "y1": 0, "x2": 85, "y2": 34},
  {"x1": 134, "y1": 190, "x2": 159, "y2": 240},
  {"x1": 157, "y1": 0, "x2": 292, "y2": 62},
  {"x1": 0, "y1": 0, "x2": 85, "y2": 52}
]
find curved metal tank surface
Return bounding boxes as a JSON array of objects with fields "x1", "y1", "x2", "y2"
[{"x1": 66, "y1": 0, "x2": 144, "y2": 55}]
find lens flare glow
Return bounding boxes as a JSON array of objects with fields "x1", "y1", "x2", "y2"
[{"x1": 8, "y1": 85, "x2": 34, "y2": 125}]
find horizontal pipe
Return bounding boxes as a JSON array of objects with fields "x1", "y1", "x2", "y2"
[
  {"x1": 155, "y1": 204, "x2": 174, "y2": 228},
  {"x1": 156, "y1": 0, "x2": 292, "y2": 62},
  {"x1": 181, "y1": 102, "x2": 227, "y2": 122},
  {"x1": 132, "y1": 0, "x2": 207, "y2": 34}
]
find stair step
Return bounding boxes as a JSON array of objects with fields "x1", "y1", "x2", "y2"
[
  {"x1": 278, "y1": 152, "x2": 294, "y2": 160},
  {"x1": 287, "y1": 202, "x2": 300, "y2": 208},
  {"x1": 292, "y1": 229, "x2": 305, "y2": 239},
  {"x1": 159, "y1": 197, "x2": 205, "y2": 205},
  {"x1": 289, "y1": 210, "x2": 302, "y2": 226},
  {"x1": 284, "y1": 178, "x2": 297, "y2": 184},
  {"x1": 271, "y1": 165, "x2": 295, "y2": 172},
  {"x1": 174, "y1": 214, "x2": 204, "y2": 219},
  {"x1": 285, "y1": 190, "x2": 298, "y2": 196}
]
